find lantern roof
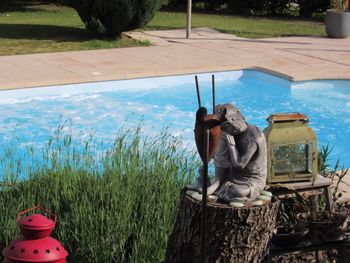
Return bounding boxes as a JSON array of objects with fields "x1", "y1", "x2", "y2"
[
  {"x1": 19, "y1": 214, "x2": 55, "y2": 231},
  {"x1": 267, "y1": 112, "x2": 308, "y2": 124}
]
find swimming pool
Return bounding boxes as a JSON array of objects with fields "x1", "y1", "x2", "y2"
[{"x1": 0, "y1": 69, "x2": 349, "y2": 176}]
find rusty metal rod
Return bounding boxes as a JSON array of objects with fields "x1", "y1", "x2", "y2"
[
  {"x1": 195, "y1": 75, "x2": 202, "y2": 108},
  {"x1": 200, "y1": 128, "x2": 210, "y2": 263},
  {"x1": 212, "y1": 74, "x2": 216, "y2": 114}
]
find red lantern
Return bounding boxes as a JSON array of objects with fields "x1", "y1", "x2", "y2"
[{"x1": 2, "y1": 206, "x2": 68, "y2": 263}]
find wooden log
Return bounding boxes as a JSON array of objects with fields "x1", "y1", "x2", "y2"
[{"x1": 165, "y1": 190, "x2": 280, "y2": 263}]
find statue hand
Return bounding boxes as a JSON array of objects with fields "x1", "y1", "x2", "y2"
[{"x1": 225, "y1": 132, "x2": 236, "y2": 146}]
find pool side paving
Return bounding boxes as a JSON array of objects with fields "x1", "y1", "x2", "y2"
[{"x1": 1, "y1": 27, "x2": 350, "y2": 90}]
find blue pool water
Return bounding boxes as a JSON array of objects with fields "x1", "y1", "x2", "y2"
[{"x1": 0, "y1": 70, "x2": 349, "y2": 176}]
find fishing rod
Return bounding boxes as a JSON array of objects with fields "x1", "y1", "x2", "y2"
[{"x1": 194, "y1": 74, "x2": 217, "y2": 263}]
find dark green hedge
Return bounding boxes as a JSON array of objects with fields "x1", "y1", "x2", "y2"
[
  {"x1": 298, "y1": 0, "x2": 329, "y2": 16},
  {"x1": 164, "y1": 0, "x2": 331, "y2": 17}
]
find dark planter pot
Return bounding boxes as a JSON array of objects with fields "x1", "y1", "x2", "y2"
[{"x1": 325, "y1": 10, "x2": 350, "y2": 38}]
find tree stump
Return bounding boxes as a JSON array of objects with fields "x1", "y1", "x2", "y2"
[{"x1": 165, "y1": 190, "x2": 280, "y2": 263}]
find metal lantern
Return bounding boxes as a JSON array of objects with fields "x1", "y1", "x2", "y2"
[
  {"x1": 2, "y1": 206, "x2": 68, "y2": 263},
  {"x1": 263, "y1": 113, "x2": 317, "y2": 184}
]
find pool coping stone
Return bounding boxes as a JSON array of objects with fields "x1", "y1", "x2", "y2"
[{"x1": 1, "y1": 28, "x2": 350, "y2": 90}]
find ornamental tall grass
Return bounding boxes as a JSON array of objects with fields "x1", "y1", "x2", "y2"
[{"x1": 0, "y1": 125, "x2": 198, "y2": 262}]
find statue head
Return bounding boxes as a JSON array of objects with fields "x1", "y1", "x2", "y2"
[{"x1": 215, "y1": 104, "x2": 247, "y2": 135}]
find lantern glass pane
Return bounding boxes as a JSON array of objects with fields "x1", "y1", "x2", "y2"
[{"x1": 273, "y1": 143, "x2": 312, "y2": 175}]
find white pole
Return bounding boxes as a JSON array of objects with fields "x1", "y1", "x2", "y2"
[{"x1": 186, "y1": 0, "x2": 192, "y2": 38}]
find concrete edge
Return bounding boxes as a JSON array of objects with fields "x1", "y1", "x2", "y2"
[{"x1": 3, "y1": 65, "x2": 349, "y2": 92}]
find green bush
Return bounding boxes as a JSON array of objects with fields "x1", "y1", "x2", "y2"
[
  {"x1": 0, "y1": 126, "x2": 198, "y2": 262},
  {"x1": 269, "y1": 0, "x2": 296, "y2": 16},
  {"x1": 67, "y1": 0, "x2": 163, "y2": 38},
  {"x1": 226, "y1": 0, "x2": 271, "y2": 15},
  {"x1": 203, "y1": 0, "x2": 226, "y2": 11},
  {"x1": 164, "y1": 0, "x2": 330, "y2": 17},
  {"x1": 298, "y1": 0, "x2": 330, "y2": 16}
]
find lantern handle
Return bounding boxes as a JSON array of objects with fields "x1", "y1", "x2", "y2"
[{"x1": 16, "y1": 205, "x2": 57, "y2": 225}]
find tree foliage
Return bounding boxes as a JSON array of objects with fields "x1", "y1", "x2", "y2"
[
  {"x1": 68, "y1": 0, "x2": 163, "y2": 38},
  {"x1": 165, "y1": 0, "x2": 331, "y2": 17}
]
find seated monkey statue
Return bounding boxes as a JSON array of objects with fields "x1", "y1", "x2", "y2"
[{"x1": 204, "y1": 103, "x2": 267, "y2": 202}]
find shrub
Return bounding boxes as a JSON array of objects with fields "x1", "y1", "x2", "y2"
[
  {"x1": 164, "y1": 0, "x2": 329, "y2": 17},
  {"x1": 330, "y1": 0, "x2": 349, "y2": 11},
  {"x1": 164, "y1": 0, "x2": 187, "y2": 8},
  {"x1": 227, "y1": 0, "x2": 271, "y2": 15},
  {"x1": 226, "y1": 0, "x2": 248, "y2": 14},
  {"x1": 298, "y1": 0, "x2": 330, "y2": 17},
  {"x1": 0, "y1": 127, "x2": 198, "y2": 262},
  {"x1": 67, "y1": 0, "x2": 163, "y2": 38},
  {"x1": 269, "y1": 0, "x2": 298, "y2": 16},
  {"x1": 203, "y1": 0, "x2": 226, "y2": 11}
]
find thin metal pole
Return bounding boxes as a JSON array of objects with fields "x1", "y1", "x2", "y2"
[
  {"x1": 195, "y1": 75, "x2": 202, "y2": 108},
  {"x1": 212, "y1": 74, "x2": 216, "y2": 114},
  {"x1": 186, "y1": 0, "x2": 192, "y2": 39},
  {"x1": 200, "y1": 128, "x2": 209, "y2": 263}
]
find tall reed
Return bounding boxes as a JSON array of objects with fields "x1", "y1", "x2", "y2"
[{"x1": 0, "y1": 125, "x2": 198, "y2": 263}]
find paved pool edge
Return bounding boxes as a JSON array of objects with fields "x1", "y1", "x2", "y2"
[{"x1": 1, "y1": 28, "x2": 350, "y2": 91}]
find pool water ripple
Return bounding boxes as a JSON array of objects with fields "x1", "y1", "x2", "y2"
[{"x1": 0, "y1": 70, "x2": 349, "y2": 176}]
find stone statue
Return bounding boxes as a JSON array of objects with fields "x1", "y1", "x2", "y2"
[{"x1": 202, "y1": 103, "x2": 267, "y2": 203}]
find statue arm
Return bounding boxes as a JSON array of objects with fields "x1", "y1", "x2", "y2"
[
  {"x1": 214, "y1": 132, "x2": 232, "y2": 168},
  {"x1": 226, "y1": 134, "x2": 257, "y2": 169},
  {"x1": 211, "y1": 133, "x2": 231, "y2": 195}
]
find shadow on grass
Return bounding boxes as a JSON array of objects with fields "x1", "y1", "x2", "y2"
[
  {"x1": 0, "y1": 24, "x2": 99, "y2": 42},
  {"x1": 0, "y1": 1, "x2": 47, "y2": 13},
  {"x1": 145, "y1": 25, "x2": 184, "y2": 31}
]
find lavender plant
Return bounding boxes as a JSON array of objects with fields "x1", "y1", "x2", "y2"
[{"x1": 0, "y1": 125, "x2": 198, "y2": 262}]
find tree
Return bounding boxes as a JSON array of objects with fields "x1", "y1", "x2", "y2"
[{"x1": 68, "y1": 0, "x2": 163, "y2": 38}]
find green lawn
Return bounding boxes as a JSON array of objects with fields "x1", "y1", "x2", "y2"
[
  {"x1": 147, "y1": 11, "x2": 326, "y2": 38},
  {"x1": 0, "y1": 2, "x2": 149, "y2": 56},
  {"x1": 0, "y1": 2, "x2": 326, "y2": 56}
]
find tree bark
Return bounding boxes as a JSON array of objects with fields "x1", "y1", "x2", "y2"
[{"x1": 165, "y1": 189, "x2": 280, "y2": 263}]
